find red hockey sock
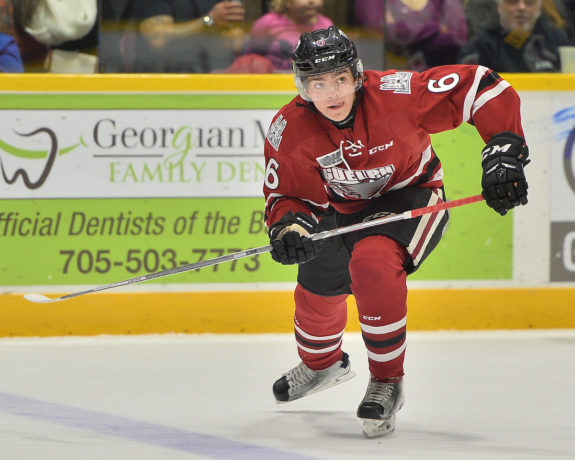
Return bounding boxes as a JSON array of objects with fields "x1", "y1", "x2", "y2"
[
  {"x1": 349, "y1": 236, "x2": 408, "y2": 379},
  {"x1": 293, "y1": 284, "x2": 349, "y2": 370}
]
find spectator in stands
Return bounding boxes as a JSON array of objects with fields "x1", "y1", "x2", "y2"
[
  {"x1": 99, "y1": 0, "x2": 137, "y2": 72},
  {"x1": 245, "y1": 0, "x2": 334, "y2": 72},
  {"x1": 566, "y1": 0, "x2": 575, "y2": 30},
  {"x1": 463, "y1": 0, "x2": 574, "y2": 40},
  {"x1": 0, "y1": 0, "x2": 47, "y2": 71},
  {"x1": 130, "y1": 0, "x2": 246, "y2": 73},
  {"x1": 353, "y1": 0, "x2": 468, "y2": 71},
  {"x1": 0, "y1": 32, "x2": 24, "y2": 72},
  {"x1": 14, "y1": 0, "x2": 98, "y2": 73},
  {"x1": 463, "y1": 0, "x2": 500, "y2": 38},
  {"x1": 459, "y1": 0, "x2": 571, "y2": 72},
  {"x1": 541, "y1": 0, "x2": 575, "y2": 39}
]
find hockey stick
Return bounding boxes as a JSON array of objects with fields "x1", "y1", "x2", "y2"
[{"x1": 23, "y1": 194, "x2": 484, "y2": 303}]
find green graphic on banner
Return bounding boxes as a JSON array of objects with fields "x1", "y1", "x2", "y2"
[{"x1": 0, "y1": 94, "x2": 292, "y2": 110}]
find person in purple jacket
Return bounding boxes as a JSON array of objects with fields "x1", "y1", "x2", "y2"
[
  {"x1": 0, "y1": 32, "x2": 24, "y2": 73},
  {"x1": 354, "y1": 0, "x2": 468, "y2": 71}
]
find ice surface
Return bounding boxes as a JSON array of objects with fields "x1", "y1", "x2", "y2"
[{"x1": 0, "y1": 331, "x2": 574, "y2": 459}]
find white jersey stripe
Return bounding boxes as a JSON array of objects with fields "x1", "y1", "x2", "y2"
[
  {"x1": 360, "y1": 316, "x2": 407, "y2": 335},
  {"x1": 408, "y1": 189, "x2": 445, "y2": 266},
  {"x1": 431, "y1": 167, "x2": 444, "y2": 183},
  {"x1": 388, "y1": 145, "x2": 432, "y2": 191},
  {"x1": 294, "y1": 322, "x2": 345, "y2": 341},
  {"x1": 366, "y1": 342, "x2": 407, "y2": 362},
  {"x1": 302, "y1": 198, "x2": 330, "y2": 209},
  {"x1": 471, "y1": 80, "x2": 511, "y2": 117},
  {"x1": 407, "y1": 191, "x2": 440, "y2": 256},
  {"x1": 462, "y1": 66, "x2": 489, "y2": 123},
  {"x1": 265, "y1": 192, "x2": 284, "y2": 210},
  {"x1": 266, "y1": 193, "x2": 329, "y2": 210},
  {"x1": 297, "y1": 339, "x2": 343, "y2": 354},
  {"x1": 413, "y1": 207, "x2": 445, "y2": 266},
  {"x1": 265, "y1": 194, "x2": 329, "y2": 227}
]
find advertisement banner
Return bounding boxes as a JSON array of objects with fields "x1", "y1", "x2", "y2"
[
  {"x1": 0, "y1": 110, "x2": 273, "y2": 198},
  {"x1": 551, "y1": 95, "x2": 575, "y2": 281},
  {"x1": 0, "y1": 100, "x2": 511, "y2": 287}
]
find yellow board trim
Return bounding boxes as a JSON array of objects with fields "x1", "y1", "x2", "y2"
[
  {"x1": 1, "y1": 73, "x2": 575, "y2": 93},
  {"x1": 1, "y1": 288, "x2": 574, "y2": 337},
  {"x1": 500, "y1": 73, "x2": 575, "y2": 90},
  {"x1": 0, "y1": 74, "x2": 295, "y2": 93}
]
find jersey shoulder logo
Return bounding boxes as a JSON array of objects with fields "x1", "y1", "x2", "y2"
[
  {"x1": 266, "y1": 114, "x2": 287, "y2": 151},
  {"x1": 379, "y1": 72, "x2": 412, "y2": 94}
]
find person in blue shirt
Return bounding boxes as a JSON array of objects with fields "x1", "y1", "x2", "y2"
[{"x1": 0, "y1": 32, "x2": 24, "y2": 73}]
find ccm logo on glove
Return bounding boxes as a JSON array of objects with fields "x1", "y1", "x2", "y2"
[{"x1": 481, "y1": 131, "x2": 530, "y2": 216}]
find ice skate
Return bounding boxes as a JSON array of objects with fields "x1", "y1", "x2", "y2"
[
  {"x1": 273, "y1": 352, "x2": 355, "y2": 403},
  {"x1": 357, "y1": 376, "x2": 404, "y2": 438}
]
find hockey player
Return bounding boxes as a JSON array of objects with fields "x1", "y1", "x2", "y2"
[{"x1": 263, "y1": 25, "x2": 529, "y2": 438}]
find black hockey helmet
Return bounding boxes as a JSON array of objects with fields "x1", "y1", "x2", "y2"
[{"x1": 292, "y1": 26, "x2": 363, "y2": 100}]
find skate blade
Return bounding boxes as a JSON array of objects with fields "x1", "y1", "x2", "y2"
[
  {"x1": 276, "y1": 369, "x2": 356, "y2": 404},
  {"x1": 312, "y1": 369, "x2": 357, "y2": 394},
  {"x1": 362, "y1": 415, "x2": 396, "y2": 439}
]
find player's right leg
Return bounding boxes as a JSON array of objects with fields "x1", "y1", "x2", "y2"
[
  {"x1": 357, "y1": 375, "x2": 405, "y2": 438},
  {"x1": 349, "y1": 235, "x2": 408, "y2": 438},
  {"x1": 342, "y1": 187, "x2": 448, "y2": 437}
]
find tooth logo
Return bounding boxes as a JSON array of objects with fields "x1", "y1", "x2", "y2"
[{"x1": 0, "y1": 128, "x2": 85, "y2": 190}]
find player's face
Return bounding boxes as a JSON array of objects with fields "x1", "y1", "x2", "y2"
[
  {"x1": 497, "y1": 0, "x2": 542, "y2": 32},
  {"x1": 305, "y1": 68, "x2": 357, "y2": 122}
]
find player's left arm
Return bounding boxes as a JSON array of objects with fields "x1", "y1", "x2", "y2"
[{"x1": 417, "y1": 65, "x2": 529, "y2": 216}]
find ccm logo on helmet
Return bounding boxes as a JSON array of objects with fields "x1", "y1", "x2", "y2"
[{"x1": 314, "y1": 55, "x2": 335, "y2": 63}]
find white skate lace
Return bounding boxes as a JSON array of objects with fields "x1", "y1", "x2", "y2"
[
  {"x1": 285, "y1": 362, "x2": 316, "y2": 390},
  {"x1": 364, "y1": 381, "x2": 395, "y2": 404}
]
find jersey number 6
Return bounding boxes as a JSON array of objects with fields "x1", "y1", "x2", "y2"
[
  {"x1": 427, "y1": 73, "x2": 460, "y2": 93},
  {"x1": 265, "y1": 158, "x2": 280, "y2": 189}
]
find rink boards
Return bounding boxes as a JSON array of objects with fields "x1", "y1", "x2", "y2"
[
  {"x1": 0, "y1": 73, "x2": 574, "y2": 336},
  {"x1": 1, "y1": 288, "x2": 575, "y2": 337}
]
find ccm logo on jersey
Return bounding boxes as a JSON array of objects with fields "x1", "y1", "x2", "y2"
[
  {"x1": 369, "y1": 140, "x2": 394, "y2": 155},
  {"x1": 315, "y1": 55, "x2": 335, "y2": 63}
]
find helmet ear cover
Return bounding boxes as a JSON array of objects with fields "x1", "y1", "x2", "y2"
[{"x1": 292, "y1": 26, "x2": 364, "y2": 101}]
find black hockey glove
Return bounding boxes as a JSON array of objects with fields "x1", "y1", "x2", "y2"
[
  {"x1": 269, "y1": 212, "x2": 319, "y2": 265},
  {"x1": 481, "y1": 132, "x2": 530, "y2": 216}
]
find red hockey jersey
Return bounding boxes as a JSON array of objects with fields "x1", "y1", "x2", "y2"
[{"x1": 263, "y1": 65, "x2": 524, "y2": 226}]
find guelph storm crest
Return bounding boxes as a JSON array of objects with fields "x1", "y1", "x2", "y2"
[{"x1": 316, "y1": 145, "x2": 395, "y2": 200}]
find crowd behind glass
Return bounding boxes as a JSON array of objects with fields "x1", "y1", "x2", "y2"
[{"x1": 0, "y1": 0, "x2": 574, "y2": 74}]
